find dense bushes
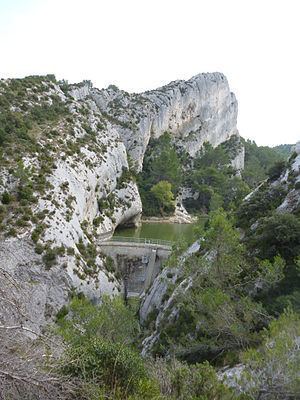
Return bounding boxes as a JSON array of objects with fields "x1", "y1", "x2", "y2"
[
  {"x1": 243, "y1": 213, "x2": 300, "y2": 309},
  {"x1": 138, "y1": 135, "x2": 286, "y2": 217},
  {"x1": 267, "y1": 160, "x2": 286, "y2": 181},
  {"x1": 240, "y1": 309, "x2": 300, "y2": 400},
  {"x1": 57, "y1": 294, "x2": 244, "y2": 400},
  {"x1": 138, "y1": 135, "x2": 251, "y2": 216},
  {"x1": 148, "y1": 358, "x2": 239, "y2": 400},
  {"x1": 236, "y1": 149, "x2": 300, "y2": 312},
  {"x1": 22, "y1": 206, "x2": 300, "y2": 399},
  {"x1": 245, "y1": 213, "x2": 300, "y2": 262},
  {"x1": 62, "y1": 338, "x2": 147, "y2": 397},
  {"x1": 236, "y1": 184, "x2": 286, "y2": 229},
  {"x1": 57, "y1": 296, "x2": 146, "y2": 398},
  {"x1": 1, "y1": 191, "x2": 12, "y2": 204},
  {"x1": 57, "y1": 295, "x2": 139, "y2": 345},
  {"x1": 242, "y1": 139, "x2": 285, "y2": 188},
  {"x1": 147, "y1": 210, "x2": 285, "y2": 364},
  {"x1": 183, "y1": 141, "x2": 250, "y2": 213}
]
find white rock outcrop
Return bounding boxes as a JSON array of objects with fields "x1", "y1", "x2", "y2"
[{"x1": 83, "y1": 72, "x2": 240, "y2": 171}]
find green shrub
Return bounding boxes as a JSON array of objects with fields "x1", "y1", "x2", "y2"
[
  {"x1": 245, "y1": 213, "x2": 300, "y2": 263},
  {"x1": 116, "y1": 166, "x2": 135, "y2": 189},
  {"x1": 236, "y1": 185, "x2": 286, "y2": 229},
  {"x1": 42, "y1": 248, "x2": 58, "y2": 269},
  {"x1": 57, "y1": 296, "x2": 148, "y2": 397},
  {"x1": 267, "y1": 160, "x2": 286, "y2": 181},
  {"x1": 34, "y1": 243, "x2": 44, "y2": 254},
  {"x1": 57, "y1": 295, "x2": 139, "y2": 346},
  {"x1": 240, "y1": 309, "x2": 300, "y2": 400},
  {"x1": 67, "y1": 247, "x2": 75, "y2": 256},
  {"x1": 148, "y1": 358, "x2": 238, "y2": 400},
  {"x1": 76, "y1": 238, "x2": 97, "y2": 268},
  {"x1": 1, "y1": 191, "x2": 12, "y2": 204},
  {"x1": 93, "y1": 215, "x2": 104, "y2": 227},
  {"x1": 31, "y1": 224, "x2": 45, "y2": 243},
  {"x1": 0, "y1": 127, "x2": 6, "y2": 145},
  {"x1": 15, "y1": 217, "x2": 29, "y2": 227},
  {"x1": 104, "y1": 255, "x2": 115, "y2": 273},
  {"x1": 6, "y1": 227, "x2": 17, "y2": 237},
  {"x1": 56, "y1": 305, "x2": 69, "y2": 321},
  {"x1": 61, "y1": 338, "x2": 147, "y2": 396}
]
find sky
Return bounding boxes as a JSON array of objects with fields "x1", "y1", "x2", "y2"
[{"x1": 0, "y1": 0, "x2": 299, "y2": 146}]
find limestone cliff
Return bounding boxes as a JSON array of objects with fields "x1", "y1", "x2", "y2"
[
  {"x1": 0, "y1": 72, "x2": 242, "y2": 327},
  {"x1": 82, "y1": 72, "x2": 240, "y2": 171}
]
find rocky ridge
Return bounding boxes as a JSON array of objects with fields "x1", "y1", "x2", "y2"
[{"x1": 69, "y1": 73, "x2": 241, "y2": 170}]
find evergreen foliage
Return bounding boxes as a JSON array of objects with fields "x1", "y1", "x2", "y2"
[
  {"x1": 138, "y1": 134, "x2": 287, "y2": 217},
  {"x1": 243, "y1": 213, "x2": 300, "y2": 310},
  {"x1": 150, "y1": 180, "x2": 175, "y2": 215},
  {"x1": 184, "y1": 141, "x2": 250, "y2": 213},
  {"x1": 273, "y1": 143, "x2": 294, "y2": 158},
  {"x1": 236, "y1": 184, "x2": 287, "y2": 229},
  {"x1": 241, "y1": 309, "x2": 300, "y2": 400},
  {"x1": 57, "y1": 294, "x2": 243, "y2": 399},
  {"x1": 242, "y1": 139, "x2": 284, "y2": 188},
  {"x1": 138, "y1": 132, "x2": 182, "y2": 216}
]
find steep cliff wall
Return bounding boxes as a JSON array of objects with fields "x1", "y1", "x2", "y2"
[
  {"x1": 84, "y1": 72, "x2": 240, "y2": 170},
  {"x1": 0, "y1": 72, "x2": 242, "y2": 327}
]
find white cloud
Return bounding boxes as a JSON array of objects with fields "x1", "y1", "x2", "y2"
[{"x1": 0, "y1": 0, "x2": 299, "y2": 146}]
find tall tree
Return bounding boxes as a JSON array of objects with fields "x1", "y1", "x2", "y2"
[{"x1": 150, "y1": 180, "x2": 175, "y2": 215}]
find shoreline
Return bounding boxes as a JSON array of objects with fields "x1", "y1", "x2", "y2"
[{"x1": 141, "y1": 215, "x2": 198, "y2": 225}]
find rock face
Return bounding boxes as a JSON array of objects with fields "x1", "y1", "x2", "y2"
[
  {"x1": 88, "y1": 72, "x2": 240, "y2": 170},
  {"x1": 140, "y1": 240, "x2": 201, "y2": 355},
  {"x1": 231, "y1": 145, "x2": 245, "y2": 172},
  {"x1": 0, "y1": 238, "x2": 71, "y2": 332},
  {"x1": 0, "y1": 72, "x2": 242, "y2": 327}
]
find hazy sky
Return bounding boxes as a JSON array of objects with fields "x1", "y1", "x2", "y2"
[{"x1": 0, "y1": 0, "x2": 299, "y2": 146}]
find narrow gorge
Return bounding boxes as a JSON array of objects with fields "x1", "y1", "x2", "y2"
[{"x1": 0, "y1": 72, "x2": 243, "y2": 327}]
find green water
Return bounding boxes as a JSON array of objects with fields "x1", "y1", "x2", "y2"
[{"x1": 114, "y1": 222, "x2": 197, "y2": 243}]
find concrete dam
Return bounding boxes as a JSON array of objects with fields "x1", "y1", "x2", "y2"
[{"x1": 100, "y1": 237, "x2": 172, "y2": 298}]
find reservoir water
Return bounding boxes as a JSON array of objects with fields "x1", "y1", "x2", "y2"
[{"x1": 114, "y1": 221, "x2": 199, "y2": 244}]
